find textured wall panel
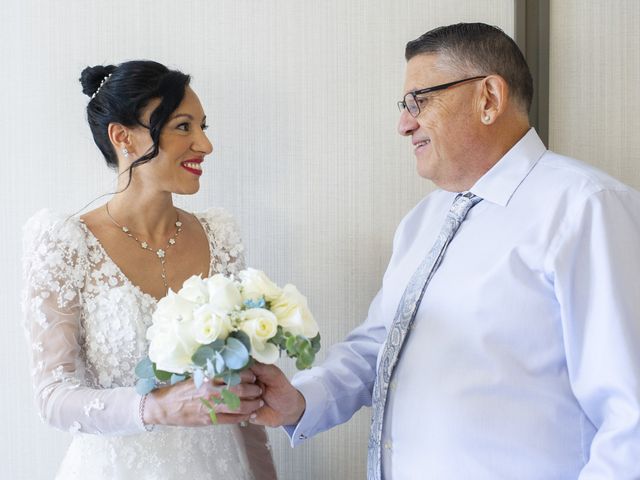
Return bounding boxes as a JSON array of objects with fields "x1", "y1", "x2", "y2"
[
  {"x1": 549, "y1": 1, "x2": 640, "y2": 189},
  {"x1": 1, "y1": 1, "x2": 513, "y2": 478}
]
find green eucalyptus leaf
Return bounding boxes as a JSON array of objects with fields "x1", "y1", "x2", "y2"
[
  {"x1": 222, "y1": 337, "x2": 250, "y2": 370},
  {"x1": 297, "y1": 337, "x2": 312, "y2": 353},
  {"x1": 268, "y1": 326, "x2": 286, "y2": 348},
  {"x1": 136, "y1": 377, "x2": 157, "y2": 395},
  {"x1": 298, "y1": 349, "x2": 311, "y2": 362},
  {"x1": 222, "y1": 371, "x2": 241, "y2": 387},
  {"x1": 310, "y1": 333, "x2": 322, "y2": 354},
  {"x1": 208, "y1": 410, "x2": 218, "y2": 424},
  {"x1": 135, "y1": 357, "x2": 155, "y2": 379},
  {"x1": 200, "y1": 398, "x2": 218, "y2": 424},
  {"x1": 221, "y1": 389, "x2": 241, "y2": 411},
  {"x1": 299, "y1": 349, "x2": 314, "y2": 365},
  {"x1": 209, "y1": 339, "x2": 225, "y2": 351},
  {"x1": 214, "y1": 351, "x2": 226, "y2": 374},
  {"x1": 231, "y1": 330, "x2": 252, "y2": 353},
  {"x1": 170, "y1": 373, "x2": 186, "y2": 385},
  {"x1": 193, "y1": 368, "x2": 205, "y2": 389},
  {"x1": 285, "y1": 335, "x2": 297, "y2": 354},
  {"x1": 295, "y1": 357, "x2": 308, "y2": 370},
  {"x1": 206, "y1": 358, "x2": 216, "y2": 378},
  {"x1": 192, "y1": 346, "x2": 215, "y2": 367},
  {"x1": 153, "y1": 366, "x2": 173, "y2": 382}
]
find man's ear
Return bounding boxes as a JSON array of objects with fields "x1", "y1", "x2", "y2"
[{"x1": 478, "y1": 74, "x2": 508, "y2": 125}]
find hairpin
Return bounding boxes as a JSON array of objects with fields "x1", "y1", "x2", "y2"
[{"x1": 91, "y1": 73, "x2": 113, "y2": 99}]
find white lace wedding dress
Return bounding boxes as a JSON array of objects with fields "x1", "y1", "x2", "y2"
[{"x1": 22, "y1": 208, "x2": 274, "y2": 479}]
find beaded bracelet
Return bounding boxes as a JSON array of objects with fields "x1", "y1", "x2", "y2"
[{"x1": 139, "y1": 393, "x2": 155, "y2": 432}]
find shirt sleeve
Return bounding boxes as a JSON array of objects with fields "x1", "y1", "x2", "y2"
[
  {"x1": 284, "y1": 288, "x2": 387, "y2": 445},
  {"x1": 282, "y1": 208, "x2": 418, "y2": 446},
  {"x1": 22, "y1": 210, "x2": 145, "y2": 436},
  {"x1": 550, "y1": 189, "x2": 640, "y2": 478}
]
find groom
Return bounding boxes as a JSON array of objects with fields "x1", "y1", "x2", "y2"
[{"x1": 251, "y1": 23, "x2": 640, "y2": 478}]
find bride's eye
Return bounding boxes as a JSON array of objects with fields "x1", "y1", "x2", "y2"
[
  {"x1": 201, "y1": 124, "x2": 209, "y2": 131},
  {"x1": 176, "y1": 122, "x2": 190, "y2": 132}
]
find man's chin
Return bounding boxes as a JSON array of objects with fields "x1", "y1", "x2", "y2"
[{"x1": 416, "y1": 159, "x2": 436, "y2": 181}]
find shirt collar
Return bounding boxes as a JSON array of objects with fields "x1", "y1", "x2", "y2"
[{"x1": 468, "y1": 128, "x2": 547, "y2": 207}]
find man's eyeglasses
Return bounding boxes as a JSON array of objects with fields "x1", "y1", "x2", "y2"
[{"x1": 397, "y1": 76, "x2": 487, "y2": 118}]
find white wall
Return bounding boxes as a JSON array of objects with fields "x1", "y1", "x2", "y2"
[
  {"x1": 549, "y1": 0, "x2": 640, "y2": 189},
  {"x1": 1, "y1": 2, "x2": 515, "y2": 478}
]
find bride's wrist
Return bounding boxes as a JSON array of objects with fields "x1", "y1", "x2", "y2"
[{"x1": 141, "y1": 392, "x2": 161, "y2": 429}]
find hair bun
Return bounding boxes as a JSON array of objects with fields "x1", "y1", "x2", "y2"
[{"x1": 79, "y1": 65, "x2": 117, "y2": 97}]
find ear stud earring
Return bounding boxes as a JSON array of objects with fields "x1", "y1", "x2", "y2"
[
  {"x1": 483, "y1": 115, "x2": 491, "y2": 123},
  {"x1": 122, "y1": 148, "x2": 129, "y2": 158}
]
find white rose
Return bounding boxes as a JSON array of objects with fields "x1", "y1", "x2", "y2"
[
  {"x1": 153, "y1": 289, "x2": 198, "y2": 324},
  {"x1": 192, "y1": 304, "x2": 232, "y2": 344},
  {"x1": 239, "y1": 268, "x2": 282, "y2": 303},
  {"x1": 205, "y1": 274, "x2": 243, "y2": 312},
  {"x1": 239, "y1": 308, "x2": 280, "y2": 364},
  {"x1": 178, "y1": 274, "x2": 209, "y2": 304},
  {"x1": 147, "y1": 328, "x2": 195, "y2": 374},
  {"x1": 270, "y1": 284, "x2": 319, "y2": 338},
  {"x1": 147, "y1": 290, "x2": 200, "y2": 374}
]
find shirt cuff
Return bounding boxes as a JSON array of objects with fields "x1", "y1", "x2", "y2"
[{"x1": 282, "y1": 374, "x2": 330, "y2": 447}]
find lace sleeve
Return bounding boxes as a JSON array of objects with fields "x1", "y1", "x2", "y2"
[
  {"x1": 22, "y1": 210, "x2": 145, "y2": 436},
  {"x1": 199, "y1": 207, "x2": 246, "y2": 275}
]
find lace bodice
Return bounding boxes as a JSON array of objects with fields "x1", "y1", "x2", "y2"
[{"x1": 22, "y1": 207, "x2": 244, "y2": 436}]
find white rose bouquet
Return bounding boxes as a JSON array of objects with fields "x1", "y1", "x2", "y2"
[{"x1": 135, "y1": 268, "x2": 320, "y2": 423}]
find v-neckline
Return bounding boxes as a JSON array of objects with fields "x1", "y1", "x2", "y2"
[{"x1": 77, "y1": 212, "x2": 213, "y2": 303}]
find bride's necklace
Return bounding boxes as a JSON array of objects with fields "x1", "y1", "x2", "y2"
[{"x1": 105, "y1": 203, "x2": 183, "y2": 290}]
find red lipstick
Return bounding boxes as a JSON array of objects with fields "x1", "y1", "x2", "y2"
[{"x1": 180, "y1": 158, "x2": 203, "y2": 176}]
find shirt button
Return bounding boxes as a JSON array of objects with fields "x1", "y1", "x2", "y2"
[
  {"x1": 298, "y1": 434, "x2": 307, "y2": 440},
  {"x1": 384, "y1": 441, "x2": 393, "y2": 450}
]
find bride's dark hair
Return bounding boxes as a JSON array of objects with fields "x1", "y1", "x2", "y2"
[{"x1": 79, "y1": 60, "x2": 191, "y2": 189}]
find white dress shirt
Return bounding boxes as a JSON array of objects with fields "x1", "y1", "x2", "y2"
[{"x1": 287, "y1": 129, "x2": 640, "y2": 479}]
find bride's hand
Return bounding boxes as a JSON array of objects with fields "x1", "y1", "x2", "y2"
[{"x1": 143, "y1": 370, "x2": 264, "y2": 427}]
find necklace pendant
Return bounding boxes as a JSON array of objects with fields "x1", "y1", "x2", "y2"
[{"x1": 107, "y1": 203, "x2": 179, "y2": 293}]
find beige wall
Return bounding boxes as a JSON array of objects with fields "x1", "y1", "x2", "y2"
[
  {"x1": 4, "y1": 1, "x2": 599, "y2": 478},
  {"x1": 549, "y1": 0, "x2": 640, "y2": 189}
]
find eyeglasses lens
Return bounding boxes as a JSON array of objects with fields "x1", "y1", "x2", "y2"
[{"x1": 404, "y1": 94, "x2": 419, "y2": 117}]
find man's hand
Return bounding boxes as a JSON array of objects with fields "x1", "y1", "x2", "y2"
[{"x1": 250, "y1": 362, "x2": 306, "y2": 427}]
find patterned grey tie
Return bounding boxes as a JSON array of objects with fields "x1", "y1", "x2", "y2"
[{"x1": 367, "y1": 192, "x2": 482, "y2": 479}]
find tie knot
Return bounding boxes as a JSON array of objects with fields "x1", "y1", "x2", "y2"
[{"x1": 449, "y1": 193, "x2": 482, "y2": 221}]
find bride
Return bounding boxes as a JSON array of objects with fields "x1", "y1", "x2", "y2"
[{"x1": 22, "y1": 60, "x2": 277, "y2": 479}]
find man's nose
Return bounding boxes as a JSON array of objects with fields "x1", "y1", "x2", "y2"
[{"x1": 397, "y1": 109, "x2": 419, "y2": 136}]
